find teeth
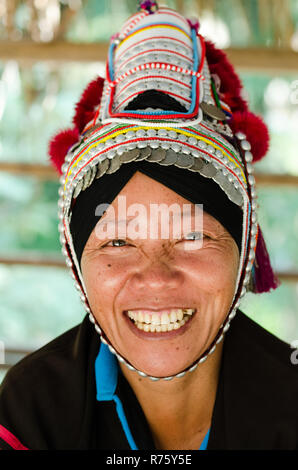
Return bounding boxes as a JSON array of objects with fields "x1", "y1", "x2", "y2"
[
  {"x1": 161, "y1": 313, "x2": 170, "y2": 325},
  {"x1": 137, "y1": 312, "x2": 144, "y2": 322},
  {"x1": 126, "y1": 308, "x2": 196, "y2": 332}
]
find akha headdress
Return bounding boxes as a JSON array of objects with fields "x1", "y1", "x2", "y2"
[{"x1": 49, "y1": 1, "x2": 280, "y2": 381}]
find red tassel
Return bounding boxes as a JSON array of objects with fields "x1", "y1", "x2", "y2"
[
  {"x1": 73, "y1": 76, "x2": 105, "y2": 133},
  {"x1": 252, "y1": 226, "x2": 280, "y2": 293},
  {"x1": 48, "y1": 127, "x2": 79, "y2": 175}
]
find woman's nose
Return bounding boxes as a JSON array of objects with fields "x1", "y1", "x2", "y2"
[{"x1": 129, "y1": 259, "x2": 183, "y2": 292}]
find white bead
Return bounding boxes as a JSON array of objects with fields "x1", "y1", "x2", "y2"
[
  {"x1": 236, "y1": 131, "x2": 246, "y2": 140},
  {"x1": 248, "y1": 174, "x2": 255, "y2": 185},
  {"x1": 246, "y1": 163, "x2": 253, "y2": 174},
  {"x1": 241, "y1": 140, "x2": 251, "y2": 151},
  {"x1": 245, "y1": 151, "x2": 253, "y2": 162}
]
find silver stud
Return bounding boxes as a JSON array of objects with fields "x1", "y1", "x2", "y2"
[
  {"x1": 161, "y1": 141, "x2": 171, "y2": 150},
  {"x1": 171, "y1": 143, "x2": 181, "y2": 153},
  {"x1": 189, "y1": 363, "x2": 198, "y2": 373},
  {"x1": 251, "y1": 212, "x2": 257, "y2": 223},
  {"x1": 245, "y1": 151, "x2": 253, "y2": 162},
  {"x1": 147, "y1": 129, "x2": 156, "y2": 137},
  {"x1": 241, "y1": 140, "x2": 251, "y2": 151},
  {"x1": 248, "y1": 174, "x2": 255, "y2": 186},
  {"x1": 136, "y1": 129, "x2": 146, "y2": 138},
  {"x1": 235, "y1": 131, "x2": 246, "y2": 140},
  {"x1": 136, "y1": 140, "x2": 147, "y2": 149},
  {"x1": 158, "y1": 128, "x2": 167, "y2": 137},
  {"x1": 188, "y1": 137, "x2": 197, "y2": 146},
  {"x1": 169, "y1": 130, "x2": 177, "y2": 139},
  {"x1": 198, "y1": 140, "x2": 207, "y2": 150},
  {"x1": 149, "y1": 141, "x2": 159, "y2": 149}
]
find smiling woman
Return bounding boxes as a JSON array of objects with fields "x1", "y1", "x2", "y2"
[{"x1": 0, "y1": 2, "x2": 297, "y2": 451}]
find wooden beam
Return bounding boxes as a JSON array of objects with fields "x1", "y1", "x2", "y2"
[
  {"x1": 0, "y1": 162, "x2": 58, "y2": 180},
  {"x1": 0, "y1": 40, "x2": 108, "y2": 63},
  {"x1": 0, "y1": 255, "x2": 297, "y2": 283},
  {"x1": 226, "y1": 47, "x2": 298, "y2": 74},
  {"x1": 1, "y1": 40, "x2": 298, "y2": 72},
  {"x1": 254, "y1": 173, "x2": 298, "y2": 187},
  {"x1": 1, "y1": 162, "x2": 298, "y2": 187},
  {"x1": 0, "y1": 255, "x2": 65, "y2": 268}
]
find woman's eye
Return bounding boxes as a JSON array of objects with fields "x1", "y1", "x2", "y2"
[
  {"x1": 184, "y1": 232, "x2": 204, "y2": 241},
  {"x1": 104, "y1": 239, "x2": 128, "y2": 247}
]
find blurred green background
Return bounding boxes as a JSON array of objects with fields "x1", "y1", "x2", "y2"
[{"x1": 0, "y1": 0, "x2": 298, "y2": 382}]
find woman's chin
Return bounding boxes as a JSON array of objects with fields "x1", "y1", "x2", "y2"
[{"x1": 119, "y1": 354, "x2": 196, "y2": 379}]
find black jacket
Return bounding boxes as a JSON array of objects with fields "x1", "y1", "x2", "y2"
[{"x1": 0, "y1": 310, "x2": 297, "y2": 450}]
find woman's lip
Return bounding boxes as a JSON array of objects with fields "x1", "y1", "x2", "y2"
[
  {"x1": 123, "y1": 309, "x2": 197, "y2": 340},
  {"x1": 123, "y1": 307, "x2": 196, "y2": 314}
]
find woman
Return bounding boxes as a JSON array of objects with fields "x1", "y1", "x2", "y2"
[{"x1": 0, "y1": 2, "x2": 297, "y2": 450}]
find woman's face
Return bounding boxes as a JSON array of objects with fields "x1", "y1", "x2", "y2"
[{"x1": 81, "y1": 171, "x2": 240, "y2": 377}]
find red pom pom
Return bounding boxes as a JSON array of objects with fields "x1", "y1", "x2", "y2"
[
  {"x1": 73, "y1": 76, "x2": 104, "y2": 133},
  {"x1": 48, "y1": 127, "x2": 79, "y2": 175},
  {"x1": 229, "y1": 111, "x2": 270, "y2": 162}
]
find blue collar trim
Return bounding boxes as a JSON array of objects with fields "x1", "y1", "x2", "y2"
[{"x1": 95, "y1": 343, "x2": 210, "y2": 450}]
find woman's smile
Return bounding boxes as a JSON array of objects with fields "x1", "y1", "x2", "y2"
[{"x1": 123, "y1": 307, "x2": 197, "y2": 338}]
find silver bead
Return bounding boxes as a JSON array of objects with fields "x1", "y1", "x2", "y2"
[
  {"x1": 248, "y1": 175, "x2": 255, "y2": 186},
  {"x1": 189, "y1": 363, "x2": 198, "y2": 373},
  {"x1": 251, "y1": 212, "x2": 257, "y2": 223},
  {"x1": 240, "y1": 287, "x2": 247, "y2": 298},
  {"x1": 235, "y1": 131, "x2": 246, "y2": 140},
  {"x1": 158, "y1": 128, "x2": 167, "y2": 137},
  {"x1": 246, "y1": 163, "x2": 253, "y2": 174},
  {"x1": 245, "y1": 151, "x2": 253, "y2": 162},
  {"x1": 198, "y1": 140, "x2": 207, "y2": 149},
  {"x1": 241, "y1": 140, "x2": 251, "y2": 151},
  {"x1": 171, "y1": 143, "x2": 181, "y2": 153},
  {"x1": 147, "y1": 129, "x2": 156, "y2": 137}
]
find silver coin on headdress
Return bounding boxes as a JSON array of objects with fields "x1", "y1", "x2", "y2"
[
  {"x1": 146, "y1": 148, "x2": 166, "y2": 162},
  {"x1": 158, "y1": 149, "x2": 178, "y2": 166},
  {"x1": 106, "y1": 154, "x2": 121, "y2": 174},
  {"x1": 120, "y1": 148, "x2": 140, "y2": 163}
]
